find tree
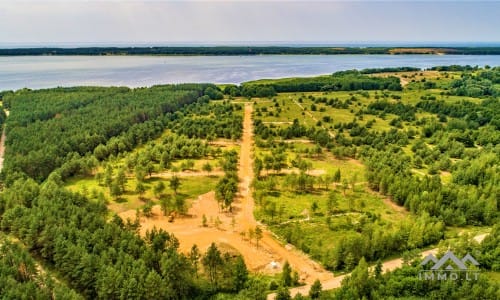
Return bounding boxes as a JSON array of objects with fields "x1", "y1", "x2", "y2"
[
  {"x1": 278, "y1": 204, "x2": 286, "y2": 222},
  {"x1": 159, "y1": 194, "x2": 171, "y2": 216},
  {"x1": 104, "y1": 165, "x2": 113, "y2": 187},
  {"x1": 174, "y1": 195, "x2": 185, "y2": 213},
  {"x1": 374, "y1": 259, "x2": 383, "y2": 280},
  {"x1": 341, "y1": 179, "x2": 349, "y2": 196},
  {"x1": 266, "y1": 201, "x2": 277, "y2": 220},
  {"x1": 153, "y1": 181, "x2": 166, "y2": 199},
  {"x1": 143, "y1": 201, "x2": 153, "y2": 217},
  {"x1": 255, "y1": 226, "x2": 263, "y2": 248},
  {"x1": 214, "y1": 216, "x2": 222, "y2": 229},
  {"x1": 275, "y1": 286, "x2": 291, "y2": 300},
  {"x1": 202, "y1": 162, "x2": 213, "y2": 174},
  {"x1": 232, "y1": 255, "x2": 248, "y2": 292},
  {"x1": 202, "y1": 243, "x2": 223, "y2": 291},
  {"x1": 351, "y1": 172, "x2": 358, "y2": 192},
  {"x1": 95, "y1": 172, "x2": 103, "y2": 186},
  {"x1": 116, "y1": 167, "x2": 127, "y2": 193},
  {"x1": 281, "y1": 261, "x2": 292, "y2": 287},
  {"x1": 254, "y1": 157, "x2": 263, "y2": 178},
  {"x1": 189, "y1": 244, "x2": 201, "y2": 276},
  {"x1": 135, "y1": 165, "x2": 146, "y2": 182},
  {"x1": 333, "y1": 168, "x2": 341, "y2": 182},
  {"x1": 308, "y1": 279, "x2": 322, "y2": 299},
  {"x1": 110, "y1": 181, "x2": 122, "y2": 197},
  {"x1": 135, "y1": 181, "x2": 146, "y2": 198},
  {"x1": 169, "y1": 175, "x2": 181, "y2": 195},
  {"x1": 310, "y1": 201, "x2": 319, "y2": 215},
  {"x1": 327, "y1": 191, "x2": 338, "y2": 214},
  {"x1": 248, "y1": 228, "x2": 255, "y2": 244}
]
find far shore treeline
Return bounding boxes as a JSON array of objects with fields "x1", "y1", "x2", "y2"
[{"x1": 1, "y1": 46, "x2": 500, "y2": 56}]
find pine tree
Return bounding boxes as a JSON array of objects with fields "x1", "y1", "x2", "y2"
[
  {"x1": 202, "y1": 243, "x2": 223, "y2": 291},
  {"x1": 255, "y1": 226, "x2": 263, "y2": 248},
  {"x1": 275, "y1": 286, "x2": 291, "y2": 300},
  {"x1": 232, "y1": 255, "x2": 248, "y2": 292},
  {"x1": 189, "y1": 244, "x2": 201, "y2": 276},
  {"x1": 308, "y1": 279, "x2": 322, "y2": 299},
  {"x1": 281, "y1": 261, "x2": 292, "y2": 287}
]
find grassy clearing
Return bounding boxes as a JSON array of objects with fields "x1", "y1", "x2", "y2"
[{"x1": 66, "y1": 173, "x2": 220, "y2": 213}]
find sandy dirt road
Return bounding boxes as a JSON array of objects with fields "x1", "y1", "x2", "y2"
[{"x1": 268, "y1": 233, "x2": 489, "y2": 299}]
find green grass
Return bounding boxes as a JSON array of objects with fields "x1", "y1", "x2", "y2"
[{"x1": 66, "y1": 173, "x2": 220, "y2": 213}]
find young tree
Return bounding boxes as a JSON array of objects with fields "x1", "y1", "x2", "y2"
[
  {"x1": 202, "y1": 243, "x2": 223, "y2": 291},
  {"x1": 95, "y1": 172, "x2": 103, "y2": 186},
  {"x1": 232, "y1": 255, "x2": 249, "y2": 292},
  {"x1": 134, "y1": 165, "x2": 146, "y2": 182},
  {"x1": 143, "y1": 201, "x2": 153, "y2": 217},
  {"x1": 341, "y1": 179, "x2": 349, "y2": 196},
  {"x1": 135, "y1": 181, "x2": 146, "y2": 197},
  {"x1": 116, "y1": 167, "x2": 127, "y2": 193},
  {"x1": 333, "y1": 168, "x2": 341, "y2": 182},
  {"x1": 308, "y1": 279, "x2": 322, "y2": 299},
  {"x1": 214, "y1": 216, "x2": 222, "y2": 229},
  {"x1": 153, "y1": 181, "x2": 166, "y2": 199},
  {"x1": 189, "y1": 244, "x2": 201, "y2": 277},
  {"x1": 169, "y1": 175, "x2": 181, "y2": 195},
  {"x1": 374, "y1": 259, "x2": 383, "y2": 280},
  {"x1": 174, "y1": 195, "x2": 185, "y2": 214},
  {"x1": 266, "y1": 201, "x2": 277, "y2": 220},
  {"x1": 104, "y1": 165, "x2": 113, "y2": 187},
  {"x1": 255, "y1": 226, "x2": 263, "y2": 248},
  {"x1": 110, "y1": 181, "x2": 121, "y2": 197},
  {"x1": 310, "y1": 201, "x2": 319, "y2": 215},
  {"x1": 351, "y1": 172, "x2": 358, "y2": 192},
  {"x1": 248, "y1": 228, "x2": 255, "y2": 244},
  {"x1": 281, "y1": 261, "x2": 292, "y2": 287},
  {"x1": 159, "y1": 194, "x2": 171, "y2": 216},
  {"x1": 202, "y1": 162, "x2": 213, "y2": 175},
  {"x1": 254, "y1": 157, "x2": 263, "y2": 178},
  {"x1": 275, "y1": 286, "x2": 291, "y2": 300},
  {"x1": 327, "y1": 191, "x2": 338, "y2": 214}
]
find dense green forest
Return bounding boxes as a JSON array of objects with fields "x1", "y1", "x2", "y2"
[
  {"x1": 226, "y1": 70, "x2": 402, "y2": 98},
  {"x1": 0, "y1": 67, "x2": 499, "y2": 299},
  {"x1": 1, "y1": 84, "x2": 219, "y2": 182},
  {"x1": 249, "y1": 67, "x2": 498, "y2": 297},
  {"x1": 2, "y1": 46, "x2": 500, "y2": 56}
]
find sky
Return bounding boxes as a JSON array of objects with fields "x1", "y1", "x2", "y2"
[{"x1": 0, "y1": 0, "x2": 499, "y2": 46}]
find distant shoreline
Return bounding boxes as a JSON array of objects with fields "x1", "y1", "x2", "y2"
[{"x1": 1, "y1": 46, "x2": 500, "y2": 56}]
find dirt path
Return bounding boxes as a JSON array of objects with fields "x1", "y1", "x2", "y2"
[
  {"x1": 236, "y1": 103, "x2": 334, "y2": 282},
  {"x1": 269, "y1": 233, "x2": 490, "y2": 299}
]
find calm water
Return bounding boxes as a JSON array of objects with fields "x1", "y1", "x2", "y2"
[{"x1": 1, "y1": 55, "x2": 500, "y2": 90}]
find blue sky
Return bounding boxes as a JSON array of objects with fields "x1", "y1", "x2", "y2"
[{"x1": 0, "y1": 1, "x2": 499, "y2": 45}]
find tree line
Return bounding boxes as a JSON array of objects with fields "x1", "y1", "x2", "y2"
[
  {"x1": 238, "y1": 71, "x2": 402, "y2": 95},
  {"x1": 2, "y1": 47, "x2": 500, "y2": 56}
]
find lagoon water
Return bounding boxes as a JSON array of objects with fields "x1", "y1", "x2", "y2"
[{"x1": 1, "y1": 55, "x2": 500, "y2": 90}]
